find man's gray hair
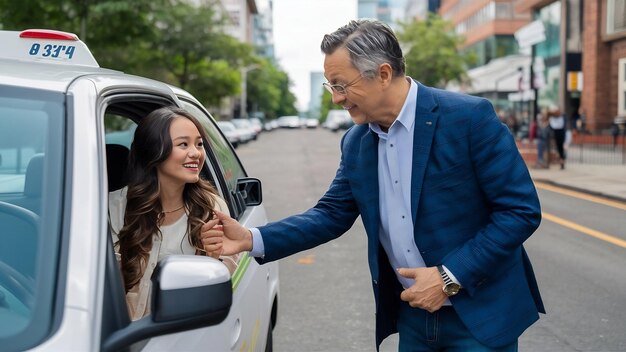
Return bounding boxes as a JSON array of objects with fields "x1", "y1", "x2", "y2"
[{"x1": 320, "y1": 19, "x2": 405, "y2": 78}]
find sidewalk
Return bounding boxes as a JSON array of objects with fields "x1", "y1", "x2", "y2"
[{"x1": 528, "y1": 163, "x2": 626, "y2": 202}]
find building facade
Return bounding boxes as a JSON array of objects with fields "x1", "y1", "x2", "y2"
[
  {"x1": 358, "y1": 0, "x2": 409, "y2": 29},
  {"x1": 252, "y1": 0, "x2": 275, "y2": 60},
  {"x1": 438, "y1": 0, "x2": 531, "y2": 135},
  {"x1": 580, "y1": 0, "x2": 626, "y2": 130},
  {"x1": 440, "y1": 0, "x2": 531, "y2": 68},
  {"x1": 513, "y1": 0, "x2": 625, "y2": 131}
]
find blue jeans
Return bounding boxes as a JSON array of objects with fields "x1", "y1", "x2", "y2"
[
  {"x1": 397, "y1": 303, "x2": 518, "y2": 352},
  {"x1": 537, "y1": 139, "x2": 547, "y2": 164}
]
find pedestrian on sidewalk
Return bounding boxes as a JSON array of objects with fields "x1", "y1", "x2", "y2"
[
  {"x1": 203, "y1": 19, "x2": 544, "y2": 351},
  {"x1": 549, "y1": 109, "x2": 566, "y2": 169},
  {"x1": 535, "y1": 112, "x2": 550, "y2": 168},
  {"x1": 612, "y1": 123, "x2": 620, "y2": 150}
]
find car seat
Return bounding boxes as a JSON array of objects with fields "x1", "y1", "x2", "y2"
[
  {"x1": 106, "y1": 144, "x2": 130, "y2": 192},
  {"x1": 10, "y1": 154, "x2": 44, "y2": 214}
]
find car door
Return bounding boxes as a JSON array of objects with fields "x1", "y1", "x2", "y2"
[{"x1": 98, "y1": 91, "x2": 275, "y2": 351}]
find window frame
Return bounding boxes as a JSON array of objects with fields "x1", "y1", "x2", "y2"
[
  {"x1": 607, "y1": 0, "x2": 626, "y2": 35},
  {"x1": 618, "y1": 58, "x2": 626, "y2": 116},
  {"x1": 177, "y1": 98, "x2": 249, "y2": 220}
]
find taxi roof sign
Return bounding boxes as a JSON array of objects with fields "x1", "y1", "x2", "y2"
[
  {"x1": 1, "y1": 29, "x2": 99, "y2": 67},
  {"x1": 19, "y1": 29, "x2": 79, "y2": 41}
]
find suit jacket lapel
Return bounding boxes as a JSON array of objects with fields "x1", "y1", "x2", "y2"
[
  {"x1": 411, "y1": 82, "x2": 439, "y2": 224},
  {"x1": 357, "y1": 129, "x2": 380, "y2": 240}
]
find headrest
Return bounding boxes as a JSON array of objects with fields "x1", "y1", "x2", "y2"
[
  {"x1": 24, "y1": 154, "x2": 44, "y2": 197},
  {"x1": 106, "y1": 144, "x2": 130, "y2": 192}
]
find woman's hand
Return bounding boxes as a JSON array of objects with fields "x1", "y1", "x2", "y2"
[
  {"x1": 201, "y1": 210, "x2": 253, "y2": 256},
  {"x1": 201, "y1": 219, "x2": 223, "y2": 258}
]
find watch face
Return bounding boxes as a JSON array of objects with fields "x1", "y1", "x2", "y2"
[{"x1": 444, "y1": 283, "x2": 460, "y2": 296}]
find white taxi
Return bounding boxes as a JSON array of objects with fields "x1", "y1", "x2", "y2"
[{"x1": 0, "y1": 29, "x2": 278, "y2": 351}]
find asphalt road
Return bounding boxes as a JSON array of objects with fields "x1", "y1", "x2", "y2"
[{"x1": 235, "y1": 127, "x2": 626, "y2": 352}]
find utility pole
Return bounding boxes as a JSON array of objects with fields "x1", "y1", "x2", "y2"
[{"x1": 240, "y1": 64, "x2": 260, "y2": 119}]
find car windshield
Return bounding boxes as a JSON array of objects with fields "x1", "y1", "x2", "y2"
[{"x1": 0, "y1": 85, "x2": 65, "y2": 349}]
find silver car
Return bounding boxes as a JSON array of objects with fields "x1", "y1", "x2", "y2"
[{"x1": 0, "y1": 29, "x2": 278, "y2": 352}]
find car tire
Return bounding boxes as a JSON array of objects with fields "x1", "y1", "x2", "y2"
[{"x1": 264, "y1": 320, "x2": 273, "y2": 352}]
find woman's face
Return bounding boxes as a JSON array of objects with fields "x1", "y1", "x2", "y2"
[{"x1": 157, "y1": 116, "x2": 205, "y2": 187}]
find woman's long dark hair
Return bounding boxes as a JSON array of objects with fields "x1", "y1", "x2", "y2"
[{"x1": 117, "y1": 106, "x2": 218, "y2": 292}]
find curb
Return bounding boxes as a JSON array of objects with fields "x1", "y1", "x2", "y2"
[{"x1": 533, "y1": 178, "x2": 626, "y2": 204}]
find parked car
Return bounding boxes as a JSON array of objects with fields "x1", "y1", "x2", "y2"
[
  {"x1": 231, "y1": 118, "x2": 257, "y2": 142},
  {"x1": 305, "y1": 119, "x2": 319, "y2": 129},
  {"x1": 248, "y1": 117, "x2": 264, "y2": 135},
  {"x1": 0, "y1": 29, "x2": 278, "y2": 352},
  {"x1": 216, "y1": 121, "x2": 240, "y2": 148},
  {"x1": 323, "y1": 109, "x2": 353, "y2": 132},
  {"x1": 277, "y1": 115, "x2": 301, "y2": 129}
]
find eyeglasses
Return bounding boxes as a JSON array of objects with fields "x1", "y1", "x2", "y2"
[{"x1": 322, "y1": 74, "x2": 364, "y2": 96}]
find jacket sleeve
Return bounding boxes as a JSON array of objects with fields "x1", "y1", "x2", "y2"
[
  {"x1": 256, "y1": 132, "x2": 361, "y2": 263},
  {"x1": 443, "y1": 99, "x2": 541, "y2": 296}
]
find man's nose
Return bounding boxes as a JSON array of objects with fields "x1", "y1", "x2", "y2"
[{"x1": 331, "y1": 91, "x2": 345, "y2": 105}]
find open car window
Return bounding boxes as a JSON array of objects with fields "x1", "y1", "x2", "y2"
[{"x1": 178, "y1": 100, "x2": 249, "y2": 219}]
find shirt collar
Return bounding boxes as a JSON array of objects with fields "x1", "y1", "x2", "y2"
[{"x1": 369, "y1": 77, "x2": 418, "y2": 136}]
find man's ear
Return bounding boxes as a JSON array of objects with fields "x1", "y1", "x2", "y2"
[{"x1": 378, "y1": 63, "x2": 393, "y2": 86}]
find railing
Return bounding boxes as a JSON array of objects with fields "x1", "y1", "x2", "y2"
[{"x1": 566, "y1": 132, "x2": 626, "y2": 165}]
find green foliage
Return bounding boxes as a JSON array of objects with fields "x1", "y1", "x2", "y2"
[
  {"x1": 247, "y1": 58, "x2": 297, "y2": 120},
  {"x1": 188, "y1": 60, "x2": 241, "y2": 107},
  {"x1": 319, "y1": 90, "x2": 335, "y2": 123},
  {"x1": 396, "y1": 14, "x2": 471, "y2": 87},
  {"x1": 150, "y1": 2, "x2": 253, "y2": 105}
]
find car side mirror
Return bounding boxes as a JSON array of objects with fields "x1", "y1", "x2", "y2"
[
  {"x1": 103, "y1": 256, "x2": 232, "y2": 351},
  {"x1": 236, "y1": 177, "x2": 262, "y2": 206}
]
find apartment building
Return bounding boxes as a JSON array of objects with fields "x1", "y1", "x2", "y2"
[
  {"x1": 578, "y1": 0, "x2": 624, "y2": 131},
  {"x1": 439, "y1": 0, "x2": 531, "y2": 127},
  {"x1": 514, "y1": 0, "x2": 626, "y2": 132}
]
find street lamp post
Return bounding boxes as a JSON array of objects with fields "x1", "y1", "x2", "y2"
[
  {"x1": 494, "y1": 67, "x2": 524, "y2": 110},
  {"x1": 240, "y1": 64, "x2": 260, "y2": 119}
]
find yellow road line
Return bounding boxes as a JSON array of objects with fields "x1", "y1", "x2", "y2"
[
  {"x1": 534, "y1": 181, "x2": 626, "y2": 211},
  {"x1": 542, "y1": 212, "x2": 626, "y2": 249}
]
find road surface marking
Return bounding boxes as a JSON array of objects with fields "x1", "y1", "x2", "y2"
[
  {"x1": 542, "y1": 212, "x2": 626, "y2": 249},
  {"x1": 534, "y1": 181, "x2": 626, "y2": 211}
]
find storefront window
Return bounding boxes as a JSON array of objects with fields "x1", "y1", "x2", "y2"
[
  {"x1": 534, "y1": 1, "x2": 561, "y2": 111},
  {"x1": 535, "y1": 2, "x2": 561, "y2": 58}
]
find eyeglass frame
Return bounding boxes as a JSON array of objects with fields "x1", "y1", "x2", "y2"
[{"x1": 322, "y1": 73, "x2": 365, "y2": 96}]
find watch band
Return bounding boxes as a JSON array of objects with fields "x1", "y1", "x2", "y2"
[
  {"x1": 437, "y1": 265, "x2": 453, "y2": 285},
  {"x1": 437, "y1": 265, "x2": 461, "y2": 296}
]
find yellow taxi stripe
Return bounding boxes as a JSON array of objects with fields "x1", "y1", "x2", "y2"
[
  {"x1": 542, "y1": 212, "x2": 626, "y2": 249},
  {"x1": 535, "y1": 181, "x2": 626, "y2": 211}
]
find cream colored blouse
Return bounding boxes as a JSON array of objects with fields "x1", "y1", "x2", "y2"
[{"x1": 109, "y1": 187, "x2": 236, "y2": 320}]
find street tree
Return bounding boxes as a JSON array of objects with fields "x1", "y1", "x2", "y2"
[
  {"x1": 247, "y1": 58, "x2": 298, "y2": 120},
  {"x1": 152, "y1": 2, "x2": 253, "y2": 106},
  {"x1": 396, "y1": 14, "x2": 472, "y2": 87},
  {"x1": 319, "y1": 90, "x2": 334, "y2": 124}
]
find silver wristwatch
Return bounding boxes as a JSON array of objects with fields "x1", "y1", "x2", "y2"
[{"x1": 437, "y1": 265, "x2": 460, "y2": 297}]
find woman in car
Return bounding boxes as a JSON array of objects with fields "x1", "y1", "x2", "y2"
[{"x1": 108, "y1": 106, "x2": 227, "y2": 320}]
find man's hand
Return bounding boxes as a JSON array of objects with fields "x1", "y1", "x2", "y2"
[
  {"x1": 397, "y1": 267, "x2": 447, "y2": 313},
  {"x1": 201, "y1": 210, "x2": 253, "y2": 256}
]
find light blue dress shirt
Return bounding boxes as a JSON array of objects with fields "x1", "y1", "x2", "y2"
[{"x1": 368, "y1": 79, "x2": 424, "y2": 289}]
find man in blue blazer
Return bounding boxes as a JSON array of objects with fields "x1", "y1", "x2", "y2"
[{"x1": 204, "y1": 19, "x2": 544, "y2": 351}]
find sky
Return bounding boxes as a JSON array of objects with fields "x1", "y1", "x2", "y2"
[{"x1": 272, "y1": 0, "x2": 357, "y2": 111}]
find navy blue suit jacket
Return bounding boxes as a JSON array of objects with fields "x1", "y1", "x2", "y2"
[{"x1": 257, "y1": 82, "x2": 544, "y2": 348}]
